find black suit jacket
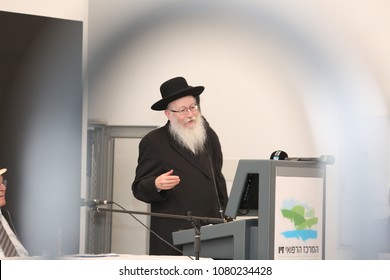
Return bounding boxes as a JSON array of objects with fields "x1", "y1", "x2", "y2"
[{"x1": 132, "y1": 119, "x2": 228, "y2": 255}]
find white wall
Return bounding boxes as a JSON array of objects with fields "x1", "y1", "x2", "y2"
[
  {"x1": 87, "y1": 0, "x2": 390, "y2": 259},
  {"x1": 0, "y1": 0, "x2": 87, "y2": 20}
]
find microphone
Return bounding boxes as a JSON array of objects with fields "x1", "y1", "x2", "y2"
[
  {"x1": 82, "y1": 199, "x2": 114, "y2": 208},
  {"x1": 208, "y1": 155, "x2": 225, "y2": 221}
]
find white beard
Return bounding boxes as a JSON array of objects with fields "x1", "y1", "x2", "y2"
[{"x1": 169, "y1": 115, "x2": 207, "y2": 154}]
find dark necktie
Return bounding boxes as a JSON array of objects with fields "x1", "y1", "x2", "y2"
[{"x1": 0, "y1": 219, "x2": 19, "y2": 257}]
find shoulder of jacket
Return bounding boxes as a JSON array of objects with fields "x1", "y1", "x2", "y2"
[{"x1": 142, "y1": 125, "x2": 168, "y2": 141}]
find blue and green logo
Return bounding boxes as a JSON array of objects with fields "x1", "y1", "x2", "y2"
[{"x1": 280, "y1": 202, "x2": 318, "y2": 241}]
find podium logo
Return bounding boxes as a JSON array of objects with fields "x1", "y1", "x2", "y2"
[{"x1": 280, "y1": 204, "x2": 318, "y2": 241}]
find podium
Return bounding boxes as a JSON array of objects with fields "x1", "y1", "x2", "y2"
[
  {"x1": 172, "y1": 159, "x2": 326, "y2": 260},
  {"x1": 173, "y1": 218, "x2": 258, "y2": 259}
]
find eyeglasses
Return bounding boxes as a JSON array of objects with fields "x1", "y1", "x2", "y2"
[
  {"x1": 0, "y1": 180, "x2": 7, "y2": 186},
  {"x1": 169, "y1": 104, "x2": 199, "y2": 115}
]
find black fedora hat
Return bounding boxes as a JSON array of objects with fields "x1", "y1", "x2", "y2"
[{"x1": 151, "y1": 77, "x2": 204, "y2": 111}]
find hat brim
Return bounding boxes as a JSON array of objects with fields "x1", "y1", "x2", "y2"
[
  {"x1": 151, "y1": 86, "x2": 204, "y2": 111},
  {"x1": 0, "y1": 168, "x2": 7, "y2": 176}
]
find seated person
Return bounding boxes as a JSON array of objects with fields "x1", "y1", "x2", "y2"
[{"x1": 0, "y1": 168, "x2": 29, "y2": 258}]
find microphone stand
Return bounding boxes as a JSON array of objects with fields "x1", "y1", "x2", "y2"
[{"x1": 95, "y1": 206, "x2": 225, "y2": 260}]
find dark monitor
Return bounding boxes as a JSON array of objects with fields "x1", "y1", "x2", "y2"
[
  {"x1": 238, "y1": 173, "x2": 259, "y2": 216},
  {"x1": 225, "y1": 161, "x2": 263, "y2": 220}
]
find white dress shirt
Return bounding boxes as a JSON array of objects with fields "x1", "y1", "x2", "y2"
[{"x1": 0, "y1": 209, "x2": 29, "y2": 258}]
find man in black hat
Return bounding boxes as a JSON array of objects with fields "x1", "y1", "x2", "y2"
[{"x1": 132, "y1": 77, "x2": 228, "y2": 255}]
